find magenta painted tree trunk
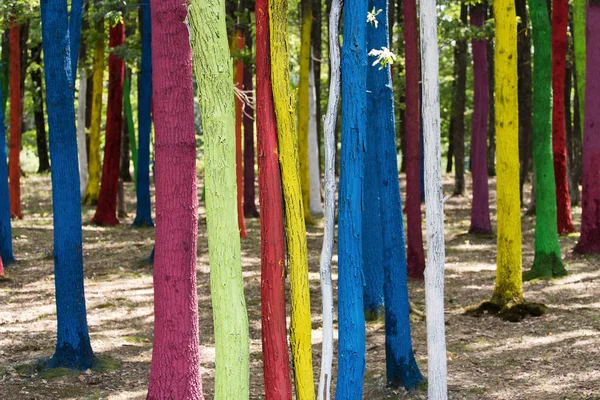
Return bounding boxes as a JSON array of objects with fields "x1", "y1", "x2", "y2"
[
  {"x1": 574, "y1": 1, "x2": 600, "y2": 253},
  {"x1": 552, "y1": 0, "x2": 576, "y2": 234},
  {"x1": 404, "y1": 0, "x2": 426, "y2": 279},
  {"x1": 92, "y1": 22, "x2": 125, "y2": 226},
  {"x1": 146, "y1": 1, "x2": 203, "y2": 398},
  {"x1": 469, "y1": 6, "x2": 492, "y2": 234}
]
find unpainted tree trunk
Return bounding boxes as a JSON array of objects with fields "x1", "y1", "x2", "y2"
[
  {"x1": 30, "y1": 43, "x2": 51, "y2": 174},
  {"x1": 308, "y1": 58, "x2": 323, "y2": 217},
  {"x1": 242, "y1": 33, "x2": 259, "y2": 218},
  {"x1": 234, "y1": 30, "x2": 248, "y2": 238},
  {"x1": 451, "y1": 4, "x2": 467, "y2": 196}
]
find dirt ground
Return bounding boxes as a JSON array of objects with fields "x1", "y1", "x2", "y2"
[{"x1": 0, "y1": 173, "x2": 599, "y2": 400}]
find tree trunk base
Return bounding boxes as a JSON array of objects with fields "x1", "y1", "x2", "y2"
[
  {"x1": 465, "y1": 299, "x2": 547, "y2": 322},
  {"x1": 523, "y1": 251, "x2": 567, "y2": 280},
  {"x1": 574, "y1": 237, "x2": 600, "y2": 254}
]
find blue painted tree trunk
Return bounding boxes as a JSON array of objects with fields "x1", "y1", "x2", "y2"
[
  {"x1": 336, "y1": 0, "x2": 367, "y2": 397},
  {"x1": 367, "y1": 0, "x2": 424, "y2": 389},
  {"x1": 133, "y1": 0, "x2": 154, "y2": 227},
  {"x1": 0, "y1": 86, "x2": 15, "y2": 265},
  {"x1": 69, "y1": 0, "x2": 84, "y2": 82},
  {"x1": 40, "y1": 0, "x2": 94, "y2": 369}
]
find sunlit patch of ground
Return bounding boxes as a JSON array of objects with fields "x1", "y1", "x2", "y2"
[{"x1": 0, "y1": 173, "x2": 598, "y2": 399}]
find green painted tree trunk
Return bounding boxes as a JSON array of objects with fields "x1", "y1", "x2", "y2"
[
  {"x1": 573, "y1": 0, "x2": 586, "y2": 124},
  {"x1": 525, "y1": 0, "x2": 567, "y2": 279},
  {"x1": 188, "y1": 0, "x2": 250, "y2": 398},
  {"x1": 123, "y1": 75, "x2": 138, "y2": 185}
]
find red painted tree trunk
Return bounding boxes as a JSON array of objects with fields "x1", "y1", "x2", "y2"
[
  {"x1": 92, "y1": 23, "x2": 125, "y2": 226},
  {"x1": 404, "y1": 0, "x2": 425, "y2": 279},
  {"x1": 235, "y1": 30, "x2": 248, "y2": 238},
  {"x1": 552, "y1": 0, "x2": 576, "y2": 234},
  {"x1": 9, "y1": 19, "x2": 22, "y2": 220},
  {"x1": 574, "y1": 1, "x2": 600, "y2": 253},
  {"x1": 469, "y1": 6, "x2": 492, "y2": 234},
  {"x1": 243, "y1": 49, "x2": 259, "y2": 218},
  {"x1": 146, "y1": 1, "x2": 203, "y2": 399},
  {"x1": 255, "y1": 2, "x2": 293, "y2": 398}
]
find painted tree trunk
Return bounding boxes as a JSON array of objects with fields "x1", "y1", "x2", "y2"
[
  {"x1": 0, "y1": 31, "x2": 7, "y2": 115},
  {"x1": 77, "y1": 68, "x2": 89, "y2": 198},
  {"x1": 298, "y1": 0, "x2": 314, "y2": 224},
  {"x1": 491, "y1": 0, "x2": 524, "y2": 307},
  {"x1": 269, "y1": 1, "x2": 315, "y2": 398},
  {"x1": 569, "y1": 71, "x2": 583, "y2": 206},
  {"x1": 469, "y1": 6, "x2": 492, "y2": 235},
  {"x1": 450, "y1": 4, "x2": 467, "y2": 197},
  {"x1": 83, "y1": 19, "x2": 104, "y2": 206},
  {"x1": 9, "y1": 20, "x2": 22, "y2": 219},
  {"x1": 242, "y1": 45, "x2": 258, "y2": 218},
  {"x1": 552, "y1": 0, "x2": 576, "y2": 234},
  {"x1": 336, "y1": 0, "x2": 368, "y2": 398},
  {"x1": 190, "y1": 0, "x2": 252, "y2": 398},
  {"x1": 318, "y1": 1, "x2": 342, "y2": 398},
  {"x1": 525, "y1": 0, "x2": 567, "y2": 278},
  {"x1": 92, "y1": 22, "x2": 125, "y2": 226},
  {"x1": 311, "y1": 0, "x2": 323, "y2": 169},
  {"x1": 573, "y1": 0, "x2": 586, "y2": 125},
  {"x1": 308, "y1": 59, "x2": 323, "y2": 217},
  {"x1": 403, "y1": 0, "x2": 425, "y2": 279},
  {"x1": 30, "y1": 43, "x2": 51, "y2": 174},
  {"x1": 575, "y1": 1, "x2": 600, "y2": 254},
  {"x1": 420, "y1": 0, "x2": 449, "y2": 395},
  {"x1": 255, "y1": 1, "x2": 293, "y2": 397},
  {"x1": 0, "y1": 85, "x2": 15, "y2": 265},
  {"x1": 369, "y1": 0, "x2": 424, "y2": 389},
  {"x1": 487, "y1": 19, "x2": 496, "y2": 177},
  {"x1": 516, "y1": 0, "x2": 533, "y2": 203},
  {"x1": 123, "y1": 73, "x2": 137, "y2": 183},
  {"x1": 146, "y1": 1, "x2": 203, "y2": 398},
  {"x1": 234, "y1": 30, "x2": 248, "y2": 238},
  {"x1": 69, "y1": 0, "x2": 84, "y2": 80},
  {"x1": 40, "y1": 0, "x2": 94, "y2": 370},
  {"x1": 564, "y1": 56, "x2": 580, "y2": 206},
  {"x1": 133, "y1": 0, "x2": 153, "y2": 227}
]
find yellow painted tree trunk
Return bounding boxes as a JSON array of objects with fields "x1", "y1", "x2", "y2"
[
  {"x1": 491, "y1": 0, "x2": 524, "y2": 306},
  {"x1": 269, "y1": 1, "x2": 315, "y2": 399},
  {"x1": 298, "y1": 0, "x2": 314, "y2": 224},
  {"x1": 83, "y1": 19, "x2": 104, "y2": 206}
]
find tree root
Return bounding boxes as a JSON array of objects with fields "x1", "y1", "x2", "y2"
[{"x1": 464, "y1": 300, "x2": 547, "y2": 322}]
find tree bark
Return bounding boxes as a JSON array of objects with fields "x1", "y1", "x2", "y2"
[
  {"x1": 552, "y1": 0, "x2": 576, "y2": 233},
  {"x1": 0, "y1": 30, "x2": 8, "y2": 114},
  {"x1": 234, "y1": 30, "x2": 248, "y2": 238},
  {"x1": 404, "y1": 0, "x2": 426, "y2": 279},
  {"x1": 308, "y1": 59, "x2": 323, "y2": 217},
  {"x1": 30, "y1": 42, "x2": 51, "y2": 174},
  {"x1": 574, "y1": 1, "x2": 600, "y2": 253},
  {"x1": 147, "y1": 0, "x2": 203, "y2": 398},
  {"x1": 242, "y1": 34, "x2": 259, "y2": 218},
  {"x1": 311, "y1": 0, "x2": 323, "y2": 169},
  {"x1": 122, "y1": 71, "x2": 136, "y2": 183},
  {"x1": 92, "y1": 22, "x2": 125, "y2": 226},
  {"x1": 570, "y1": 71, "x2": 583, "y2": 206},
  {"x1": 451, "y1": 4, "x2": 468, "y2": 196},
  {"x1": 0, "y1": 74, "x2": 15, "y2": 264},
  {"x1": 572, "y1": 0, "x2": 586, "y2": 125},
  {"x1": 486, "y1": 5, "x2": 496, "y2": 177},
  {"x1": 9, "y1": 19, "x2": 22, "y2": 219},
  {"x1": 255, "y1": 1, "x2": 293, "y2": 397}
]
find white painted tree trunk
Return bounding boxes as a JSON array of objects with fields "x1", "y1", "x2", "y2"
[
  {"x1": 419, "y1": 0, "x2": 449, "y2": 398},
  {"x1": 308, "y1": 57, "x2": 323, "y2": 217},
  {"x1": 77, "y1": 68, "x2": 89, "y2": 199},
  {"x1": 317, "y1": 0, "x2": 342, "y2": 398}
]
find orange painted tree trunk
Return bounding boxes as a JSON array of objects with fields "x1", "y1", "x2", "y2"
[
  {"x1": 552, "y1": 0, "x2": 576, "y2": 233},
  {"x1": 9, "y1": 19, "x2": 22, "y2": 219},
  {"x1": 235, "y1": 30, "x2": 248, "y2": 238}
]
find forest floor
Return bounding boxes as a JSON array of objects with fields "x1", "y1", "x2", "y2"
[{"x1": 0, "y1": 173, "x2": 599, "y2": 400}]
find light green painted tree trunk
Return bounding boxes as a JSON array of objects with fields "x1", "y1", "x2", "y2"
[{"x1": 188, "y1": 1, "x2": 250, "y2": 399}]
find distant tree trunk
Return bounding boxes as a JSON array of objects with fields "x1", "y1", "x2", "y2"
[
  {"x1": 369, "y1": 0, "x2": 424, "y2": 389},
  {"x1": 298, "y1": 0, "x2": 314, "y2": 224},
  {"x1": 451, "y1": 3, "x2": 467, "y2": 196},
  {"x1": 570, "y1": 73, "x2": 583, "y2": 205},
  {"x1": 234, "y1": 30, "x2": 248, "y2": 238},
  {"x1": 420, "y1": 0, "x2": 449, "y2": 395},
  {"x1": 552, "y1": 0, "x2": 576, "y2": 233},
  {"x1": 255, "y1": 0, "x2": 293, "y2": 396},
  {"x1": 565, "y1": 54, "x2": 579, "y2": 206},
  {"x1": 242, "y1": 35, "x2": 259, "y2": 218},
  {"x1": 0, "y1": 31, "x2": 8, "y2": 114},
  {"x1": 83, "y1": 19, "x2": 104, "y2": 206},
  {"x1": 487, "y1": 5, "x2": 496, "y2": 177},
  {"x1": 318, "y1": 1, "x2": 341, "y2": 397},
  {"x1": 308, "y1": 59, "x2": 323, "y2": 217},
  {"x1": 41, "y1": 0, "x2": 94, "y2": 369},
  {"x1": 122, "y1": 71, "x2": 137, "y2": 183},
  {"x1": 446, "y1": 117, "x2": 454, "y2": 173},
  {"x1": 133, "y1": 1, "x2": 153, "y2": 227},
  {"x1": 311, "y1": 0, "x2": 323, "y2": 168},
  {"x1": 0, "y1": 84, "x2": 15, "y2": 265},
  {"x1": 397, "y1": 2, "x2": 407, "y2": 174},
  {"x1": 92, "y1": 22, "x2": 125, "y2": 226},
  {"x1": 525, "y1": 0, "x2": 567, "y2": 279},
  {"x1": 469, "y1": 5, "x2": 492, "y2": 234},
  {"x1": 574, "y1": 0, "x2": 600, "y2": 253},
  {"x1": 336, "y1": 0, "x2": 367, "y2": 396},
  {"x1": 30, "y1": 43, "x2": 51, "y2": 174},
  {"x1": 77, "y1": 68, "x2": 89, "y2": 198},
  {"x1": 147, "y1": 0, "x2": 203, "y2": 398},
  {"x1": 9, "y1": 19, "x2": 23, "y2": 219},
  {"x1": 404, "y1": 0, "x2": 426, "y2": 279},
  {"x1": 572, "y1": 0, "x2": 586, "y2": 125},
  {"x1": 492, "y1": 0, "x2": 524, "y2": 306},
  {"x1": 269, "y1": 1, "x2": 315, "y2": 397}
]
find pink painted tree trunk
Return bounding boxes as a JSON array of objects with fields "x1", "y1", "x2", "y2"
[
  {"x1": 574, "y1": 1, "x2": 600, "y2": 253},
  {"x1": 469, "y1": 6, "x2": 492, "y2": 234},
  {"x1": 147, "y1": 1, "x2": 203, "y2": 399}
]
